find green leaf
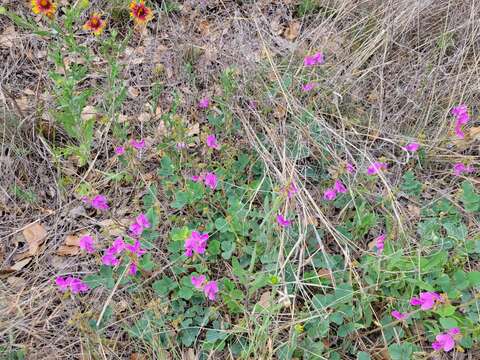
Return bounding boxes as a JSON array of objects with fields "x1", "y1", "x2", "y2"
[
  {"x1": 178, "y1": 287, "x2": 193, "y2": 300},
  {"x1": 205, "y1": 329, "x2": 228, "y2": 342},
  {"x1": 439, "y1": 317, "x2": 458, "y2": 330},
  {"x1": 388, "y1": 343, "x2": 414, "y2": 360},
  {"x1": 152, "y1": 277, "x2": 177, "y2": 296},
  {"x1": 434, "y1": 304, "x2": 456, "y2": 317},
  {"x1": 138, "y1": 253, "x2": 155, "y2": 271},
  {"x1": 357, "y1": 352, "x2": 371, "y2": 360},
  {"x1": 171, "y1": 191, "x2": 189, "y2": 209},
  {"x1": 84, "y1": 266, "x2": 115, "y2": 289},
  {"x1": 467, "y1": 271, "x2": 480, "y2": 287},
  {"x1": 221, "y1": 240, "x2": 235, "y2": 259},
  {"x1": 158, "y1": 156, "x2": 174, "y2": 177},
  {"x1": 208, "y1": 240, "x2": 221, "y2": 256},
  {"x1": 400, "y1": 171, "x2": 422, "y2": 196},
  {"x1": 461, "y1": 181, "x2": 480, "y2": 213},
  {"x1": 215, "y1": 217, "x2": 229, "y2": 233},
  {"x1": 170, "y1": 226, "x2": 190, "y2": 241}
]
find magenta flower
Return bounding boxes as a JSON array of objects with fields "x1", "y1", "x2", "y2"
[
  {"x1": 191, "y1": 174, "x2": 204, "y2": 182},
  {"x1": 206, "y1": 134, "x2": 220, "y2": 149},
  {"x1": 102, "y1": 253, "x2": 120, "y2": 266},
  {"x1": 69, "y1": 278, "x2": 89, "y2": 294},
  {"x1": 191, "y1": 274, "x2": 206, "y2": 289},
  {"x1": 302, "y1": 83, "x2": 318, "y2": 92},
  {"x1": 346, "y1": 163, "x2": 356, "y2": 174},
  {"x1": 90, "y1": 195, "x2": 109, "y2": 210},
  {"x1": 391, "y1": 310, "x2": 409, "y2": 320},
  {"x1": 375, "y1": 234, "x2": 385, "y2": 254},
  {"x1": 333, "y1": 180, "x2": 347, "y2": 193},
  {"x1": 198, "y1": 98, "x2": 210, "y2": 109},
  {"x1": 130, "y1": 138, "x2": 145, "y2": 150},
  {"x1": 129, "y1": 222, "x2": 143, "y2": 237},
  {"x1": 402, "y1": 143, "x2": 420, "y2": 152},
  {"x1": 128, "y1": 262, "x2": 138, "y2": 276},
  {"x1": 323, "y1": 188, "x2": 337, "y2": 201},
  {"x1": 108, "y1": 237, "x2": 126, "y2": 255},
  {"x1": 203, "y1": 280, "x2": 219, "y2": 301},
  {"x1": 453, "y1": 163, "x2": 474, "y2": 176},
  {"x1": 303, "y1": 52, "x2": 325, "y2": 67},
  {"x1": 277, "y1": 214, "x2": 292, "y2": 227},
  {"x1": 115, "y1": 146, "x2": 125, "y2": 155},
  {"x1": 56, "y1": 276, "x2": 72, "y2": 292},
  {"x1": 432, "y1": 328, "x2": 460, "y2": 352},
  {"x1": 410, "y1": 291, "x2": 443, "y2": 310},
  {"x1": 125, "y1": 239, "x2": 146, "y2": 257},
  {"x1": 184, "y1": 231, "x2": 209, "y2": 257},
  {"x1": 451, "y1": 104, "x2": 469, "y2": 139},
  {"x1": 287, "y1": 182, "x2": 298, "y2": 198},
  {"x1": 367, "y1": 162, "x2": 388, "y2": 175},
  {"x1": 136, "y1": 213, "x2": 150, "y2": 228},
  {"x1": 79, "y1": 235, "x2": 95, "y2": 253},
  {"x1": 204, "y1": 172, "x2": 218, "y2": 190}
]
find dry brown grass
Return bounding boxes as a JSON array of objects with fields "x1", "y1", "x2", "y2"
[{"x1": 1, "y1": 0, "x2": 480, "y2": 358}]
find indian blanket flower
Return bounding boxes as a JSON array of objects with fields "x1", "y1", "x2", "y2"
[
  {"x1": 90, "y1": 195, "x2": 109, "y2": 210},
  {"x1": 184, "y1": 231, "x2": 209, "y2": 257},
  {"x1": 203, "y1": 280, "x2": 219, "y2": 301},
  {"x1": 333, "y1": 180, "x2": 347, "y2": 193},
  {"x1": 323, "y1": 188, "x2": 337, "y2": 201},
  {"x1": 191, "y1": 275, "x2": 206, "y2": 289},
  {"x1": 402, "y1": 142, "x2": 420, "y2": 152},
  {"x1": 391, "y1": 310, "x2": 409, "y2": 320},
  {"x1": 115, "y1": 146, "x2": 125, "y2": 155},
  {"x1": 204, "y1": 172, "x2": 218, "y2": 190},
  {"x1": 83, "y1": 13, "x2": 107, "y2": 36},
  {"x1": 346, "y1": 162, "x2": 356, "y2": 174},
  {"x1": 206, "y1": 134, "x2": 220, "y2": 149},
  {"x1": 375, "y1": 234, "x2": 385, "y2": 254},
  {"x1": 304, "y1": 52, "x2": 325, "y2": 67},
  {"x1": 277, "y1": 214, "x2": 292, "y2": 227},
  {"x1": 302, "y1": 83, "x2": 318, "y2": 92},
  {"x1": 451, "y1": 104, "x2": 469, "y2": 139},
  {"x1": 198, "y1": 98, "x2": 210, "y2": 109},
  {"x1": 453, "y1": 163, "x2": 474, "y2": 176},
  {"x1": 31, "y1": 0, "x2": 56, "y2": 17},
  {"x1": 129, "y1": 0, "x2": 153, "y2": 25},
  {"x1": 410, "y1": 291, "x2": 443, "y2": 310},
  {"x1": 130, "y1": 138, "x2": 145, "y2": 150},
  {"x1": 432, "y1": 328, "x2": 460, "y2": 352},
  {"x1": 367, "y1": 162, "x2": 388, "y2": 175},
  {"x1": 79, "y1": 235, "x2": 95, "y2": 253}
]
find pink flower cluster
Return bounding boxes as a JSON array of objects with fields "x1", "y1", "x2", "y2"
[
  {"x1": 191, "y1": 275, "x2": 219, "y2": 301},
  {"x1": 83, "y1": 194, "x2": 109, "y2": 211},
  {"x1": 402, "y1": 142, "x2": 420, "y2": 152},
  {"x1": 79, "y1": 235, "x2": 95, "y2": 253},
  {"x1": 451, "y1": 104, "x2": 469, "y2": 139},
  {"x1": 346, "y1": 163, "x2": 356, "y2": 174},
  {"x1": 114, "y1": 138, "x2": 146, "y2": 156},
  {"x1": 206, "y1": 134, "x2": 220, "y2": 149},
  {"x1": 323, "y1": 180, "x2": 347, "y2": 201},
  {"x1": 391, "y1": 310, "x2": 409, "y2": 320},
  {"x1": 198, "y1": 98, "x2": 210, "y2": 109},
  {"x1": 375, "y1": 234, "x2": 385, "y2": 254},
  {"x1": 302, "y1": 83, "x2": 318, "y2": 92},
  {"x1": 410, "y1": 291, "x2": 443, "y2": 310},
  {"x1": 367, "y1": 162, "x2": 388, "y2": 175},
  {"x1": 277, "y1": 214, "x2": 292, "y2": 228},
  {"x1": 453, "y1": 163, "x2": 474, "y2": 176},
  {"x1": 102, "y1": 236, "x2": 146, "y2": 275},
  {"x1": 432, "y1": 327, "x2": 460, "y2": 352},
  {"x1": 184, "y1": 231, "x2": 209, "y2": 257},
  {"x1": 56, "y1": 276, "x2": 89, "y2": 294},
  {"x1": 304, "y1": 52, "x2": 325, "y2": 67},
  {"x1": 191, "y1": 172, "x2": 218, "y2": 190},
  {"x1": 129, "y1": 213, "x2": 151, "y2": 237}
]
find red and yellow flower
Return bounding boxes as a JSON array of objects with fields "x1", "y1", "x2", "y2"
[
  {"x1": 83, "y1": 13, "x2": 107, "y2": 36},
  {"x1": 129, "y1": 0, "x2": 153, "y2": 26},
  {"x1": 31, "y1": 0, "x2": 57, "y2": 17}
]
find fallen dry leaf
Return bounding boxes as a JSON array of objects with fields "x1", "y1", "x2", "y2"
[
  {"x1": 81, "y1": 105, "x2": 97, "y2": 122},
  {"x1": 0, "y1": 25, "x2": 17, "y2": 48},
  {"x1": 0, "y1": 257, "x2": 32, "y2": 275},
  {"x1": 56, "y1": 245, "x2": 80, "y2": 256},
  {"x1": 7, "y1": 276, "x2": 27, "y2": 289},
  {"x1": 15, "y1": 223, "x2": 47, "y2": 260},
  {"x1": 128, "y1": 86, "x2": 140, "y2": 98},
  {"x1": 284, "y1": 21, "x2": 301, "y2": 41},
  {"x1": 317, "y1": 269, "x2": 333, "y2": 282},
  {"x1": 185, "y1": 349, "x2": 196, "y2": 360},
  {"x1": 257, "y1": 291, "x2": 272, "y2": 309}
]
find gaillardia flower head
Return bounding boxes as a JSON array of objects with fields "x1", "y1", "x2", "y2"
[
  {"x1": 130, "y1": 0, "x2": 153, "y2": 26},
  {"x1": 83, "y1": 13, "x2": 107, "y2": 36},
  {"x1": 31, "y1": 0, "x2": 57, "y2": 17}
]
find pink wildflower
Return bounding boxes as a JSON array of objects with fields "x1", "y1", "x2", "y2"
[
  {"x1": 191, "y1": 174, "x2": 204, "y2": 182},
  {"x1": 128, "y1": 262, "x2": 138, "y2": 276},
  {"x1": 90, "y1": 195, "x2": 109, "y2": 210},
  {"x1": 410, "y1": 291, "x2": 443, "y2": 310},
  {"x1": 303, "y1": 52, "x2": 325, "y2": 67},
  {"x1": 391, "y1": 310, "x2": 409, "y2": 320},
  {"x1": 69, "y1": 278, "x2": 89, "y2": 294},
  {"x1": 176, "y1": 142, "x2": 186, "y2": 149},
  {"x1": 55, "y1": 276, "x2": 71, "y2": 292},
  {"x1": 323, "y1": 188, "x2": 337, "y2": 201},
  {"x1": 451, "y1": 105, "x2": 469, "y2": 139},
  {"x1": 102, "y1": 253, "x2": 120, "y2": 266},
  {"x1": 453, "y1": 163, "x2": 474, "y2": 176},
  {"x1": 130, "y1": 138, "x2": 145, "y2": 150},
  {"x1": 333, "y1": 180, "x2": 347, "y2": 193},
  {"x1": 206, "y1": 134, "x2": 220, "y2": 149},
  {"x1": 198, "y1": 98, "x2": 210, "y2": 109},
  {"x1": 191, "y1": 274, "x2": 206, "y2": 289},
  {"x1": 203, "y1": 280, "x2": 219, "y2": 301},
  {"x1": 115, "y1": 146, "x2": 125, "y2": 155},
  {"x1": 184, "y1": 231, "x2": 209, "y2": 257},
  {"x1": 129, "y1": 222, "x2": 143, "y2": 237},
  {"x1": 204, "y1": 172, "x2": 218, "y2": 190},
  {"x1": 402, "y1": 143, "x2": 420, "y2": 152},
  {"x1": 125, "y1": 239, "x2": 146, "y2": 257},
  {"x1": 277, "y1": 214, "x2": 292, "y2": 227},
  {"x1": 346, "y1": 163, "x2": 356, "y2": 174},
  {"x1": 136, "y1": 213, "x2": 150, "y2": 229},
  {"x1": 79, "y1": 235, "x2": 95, "y2": 253},
  {"x1": 108, "y1": 237, "x2": 126, "y2": 255},
  {"x1": 287, "y1": 182, "x2": 298, "y2": 198},
  {"x1": 375, "y1": 234, "x2": 385, "y2": 254},
  {"x1": 367, "y1": 162, "x2": 388, "y2": 175},
  {"x1": 302, "y1": 83, "x2": 318, "y2": 92},
  {"x1": 432, "y1": 328, "x2": 460, "y2": 352}
]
